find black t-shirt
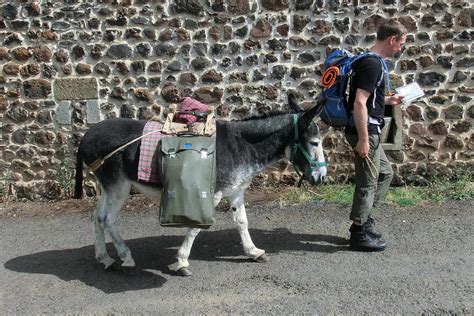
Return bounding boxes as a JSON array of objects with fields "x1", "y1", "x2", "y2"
[{"x1": 346, "y1": 56, "x2": 386, "y2": 134}]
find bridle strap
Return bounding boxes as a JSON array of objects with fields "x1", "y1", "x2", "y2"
[{"x1": 290, "y1": 114, "x2": 327, "y2": 187}]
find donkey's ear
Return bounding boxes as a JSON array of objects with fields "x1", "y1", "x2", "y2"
[
  {"x1": 288, "y1": 93, "x2": 304, "y2": 113},
  {"x1": 313, "y1": 93, "x2": 325, "y2": 117},
  {"x1": 299, "y1": 95, "x2": 324, "y2": 129}
]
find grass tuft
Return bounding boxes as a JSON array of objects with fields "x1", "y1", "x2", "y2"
[
  {"x1": 387, "y1": 186, "x2": 424, "y2": 207},
  {"x1": 425, "y1": 173, "x2": 474, "y2": 202},
  {"x1": 284, "y1": 188, "x2": 316, "y2": 205},
  {"x1": 283, "y1": 174, "x2": 473, "y2": 207}
]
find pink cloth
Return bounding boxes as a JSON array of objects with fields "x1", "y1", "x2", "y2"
[
  {"x1": 137, "y1": 121, "x2": 169, "y2": 184},
  {"x1": 175, "y1": 97, "x2": 209, "y2": 124}
]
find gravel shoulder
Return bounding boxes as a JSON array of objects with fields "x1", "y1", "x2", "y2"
[{"x1": 1, "y1": 194, "x2": 473, "y2": 314}]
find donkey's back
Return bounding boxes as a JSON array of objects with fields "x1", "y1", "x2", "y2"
[{"x1": 77, "y1": 118, "x2": 146, "y2": 168}]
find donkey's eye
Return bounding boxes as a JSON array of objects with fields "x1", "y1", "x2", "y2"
[{"x1": 309, "y1": 141, "x2": 319, "y2": 147}]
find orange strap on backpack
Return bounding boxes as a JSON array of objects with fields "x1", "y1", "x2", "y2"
[{"x1": 322, "y1": 66, "x2": 340, "y2": 89}]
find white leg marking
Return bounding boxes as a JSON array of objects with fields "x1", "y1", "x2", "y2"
[
  {"x1": 230, "y1": 191, "x2": 265, "y2": 259},
  {"x1": 169, "y1": 192, "x2": 223, "y2": 272},
  {"x1": 170, "y1": 228, "x2": 201, "y2": 271}
]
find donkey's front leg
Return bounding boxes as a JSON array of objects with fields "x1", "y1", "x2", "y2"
[
  {"x1": 230, "y1": 191, "x2": 269, "y2": 262},
  {"x1": 169, "y1": 228, "x2": 201, "y2": 276},
  {"x1": 170, "y1": 192, "x2": 223, "y2": 276}
]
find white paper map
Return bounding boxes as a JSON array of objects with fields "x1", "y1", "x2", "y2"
[{"x1": 395, "y1": 82, "x2": 425, "y2": 104}]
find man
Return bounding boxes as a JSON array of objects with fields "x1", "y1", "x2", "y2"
[{"x1": 345, "y1": 20, "x2": 407, "y2": 251}]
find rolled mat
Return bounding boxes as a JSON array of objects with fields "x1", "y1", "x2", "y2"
[{"x1": 322, "y1": 66, "x2": 340, "y2": 89}]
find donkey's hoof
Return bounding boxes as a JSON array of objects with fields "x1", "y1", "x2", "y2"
[
  {"x1": 121, "y1": 258, "x2": 136, "y2": 268},
  {"x1": 104, "y1": 261, "x2": 122, "y2": 271},
  {"x1": 253, "y1": 254, "x2": 270, "y2": 263},
  {"x1": 176, "y1": 267, "x2": 192, "y2": 277}
]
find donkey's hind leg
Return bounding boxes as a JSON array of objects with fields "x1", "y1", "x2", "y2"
[
  {"x1": 230, "y1": 191, "x2": 269, "y2": 262},
  {"x1": 96, "y1": 179, "x2": 135, "y2": 268},
  {"x1": 92, "y1": 193, "x2": 116, "y2": 270}
]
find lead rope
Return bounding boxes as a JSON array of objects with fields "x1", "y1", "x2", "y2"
[
  {"x1": 291, "y1": 115, "x2": 305, "y2": 187},
  {"x1": 364, "y1": 156, "x2": 378, "y2": 179}
]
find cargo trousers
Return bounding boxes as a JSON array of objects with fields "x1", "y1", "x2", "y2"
[{"x1": 346, "y1": 133, "x2": 394, "y2": 224}]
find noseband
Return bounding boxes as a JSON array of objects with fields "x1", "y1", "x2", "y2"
[{"x1": 289, "y1": 114, "x2": 327, "y2": 187}]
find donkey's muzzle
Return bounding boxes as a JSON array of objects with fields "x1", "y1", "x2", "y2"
[{"x1": 311, "y1": 168, "x2": 327, "y2": 185}]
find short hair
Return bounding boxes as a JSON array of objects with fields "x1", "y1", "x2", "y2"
[{"x1": 377, "y1": 20, "x2": 408, "y2": 41}]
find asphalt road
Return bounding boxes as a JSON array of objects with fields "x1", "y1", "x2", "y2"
[{"x1": 1, "y1": 198, "x2": 473, "y2": 314}]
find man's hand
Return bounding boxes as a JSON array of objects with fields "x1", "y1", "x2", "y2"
[
  {"x1": 355, "y1": 139, "x2": 370, "y2": 158},
  {"x1": 354, "y1": 139, "x2": 370, "y2": 158},
  {"x1": 385, "y1": 94, "x2": 404, "y2": 105}
]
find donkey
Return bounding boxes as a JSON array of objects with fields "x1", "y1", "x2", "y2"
[{"x1": 74, "y1": 95, "x2": 327, "y2": 276}]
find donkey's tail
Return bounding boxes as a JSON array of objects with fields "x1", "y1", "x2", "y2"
[{"x1": 74, "y1": 149, "x2": 84, "y2": 199}]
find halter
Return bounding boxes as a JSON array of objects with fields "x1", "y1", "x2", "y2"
[{"x1": 290, "y1": 114, "x2": 327, "y2": 187}]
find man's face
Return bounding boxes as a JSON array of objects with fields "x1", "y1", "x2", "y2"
[{"x1": 389, "y1": 34, "x2": 406, "y2": 57}]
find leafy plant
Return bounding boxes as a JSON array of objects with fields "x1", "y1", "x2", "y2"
[
  {"x1": 1, "y1": 169, "x2": 12, "y2": 203},
  {"x1": 54, "y1": 149, "x2": 75, "y2": 198}
]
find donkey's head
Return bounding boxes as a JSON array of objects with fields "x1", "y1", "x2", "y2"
[{"x1": 287, "y1": 94, "x2": 327, "y2": 186}]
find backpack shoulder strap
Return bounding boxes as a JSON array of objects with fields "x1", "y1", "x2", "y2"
[{"x1": 353, "y1": 52, "x2": 391, "y2": 93}]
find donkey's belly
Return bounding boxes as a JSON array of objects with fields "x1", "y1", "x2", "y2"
[
  {"x1": 216, "y1": 179, "x2": 253, "y2": 199},
  {"x1": 131, "y1": 179, "x2": 249, "y2": 203},
  {"x1": 131, "y1": 181, "x2": 162, "y2": 198}
]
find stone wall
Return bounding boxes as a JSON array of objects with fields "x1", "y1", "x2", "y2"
[{"x1": 0, "y1": 0, "x2": 472, "y2": 200}]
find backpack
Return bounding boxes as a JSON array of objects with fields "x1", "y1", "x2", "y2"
[{"x1": 319, "y1": 49, "x2": 389, "y2": 127}]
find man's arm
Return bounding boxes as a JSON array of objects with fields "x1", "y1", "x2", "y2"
[{"x1": 353, "y1": 88, "x2": 371, "y2": 158}]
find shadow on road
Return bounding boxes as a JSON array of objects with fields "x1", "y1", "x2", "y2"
[{"x1": 4, "y1": 228, "x2": 348, "y2": 293}]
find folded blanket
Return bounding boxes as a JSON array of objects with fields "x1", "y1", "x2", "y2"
[
  {"x1": 175, "y1": 97, "x2": 209, "y2": 124},
  {"x1": 137, "y1": 121, "x2": 169, "y2": 184}
]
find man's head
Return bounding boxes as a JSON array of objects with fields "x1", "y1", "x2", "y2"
[{"x1": 375, "y1": 20, "x2": 408, "y2": 57}]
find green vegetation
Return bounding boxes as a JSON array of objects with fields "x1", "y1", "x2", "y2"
[
  {"x1": 386, "y1": 186, "x2": 424, "y2": 207},
  {"x1": 54, "y1": 149, "x2": 75, "y2": 198},
  {"x1": 284, "y1": 173, "x2": 473, "y2": 207},
  {"x1": 284, "y1": 183, "x2": 354, "y2": 205},
  {"x1": 422, "y1": 172, "x2": 474, "y2": 202},
  {"x1": 1, "y1": 170, "x2": 12, "y2": 202}
]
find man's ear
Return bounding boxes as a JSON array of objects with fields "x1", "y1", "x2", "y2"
[{"x1": 389, "y1": 35, "x2": 396, "y2": 45}]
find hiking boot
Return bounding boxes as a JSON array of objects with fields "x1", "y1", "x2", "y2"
[
  {"x1": 349, "y1": 217, "x2": 383, "y2": 239},
  {"x1": 349, "y1": 225, "x2": 387, "y2": 252},
  {"x1": 365, "y1": 217, "x2": 382, "y2": 239}
]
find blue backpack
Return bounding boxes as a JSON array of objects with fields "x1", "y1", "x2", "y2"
[{"x1": 319, "y1": 49, "x2": 389, "y2": 127}]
